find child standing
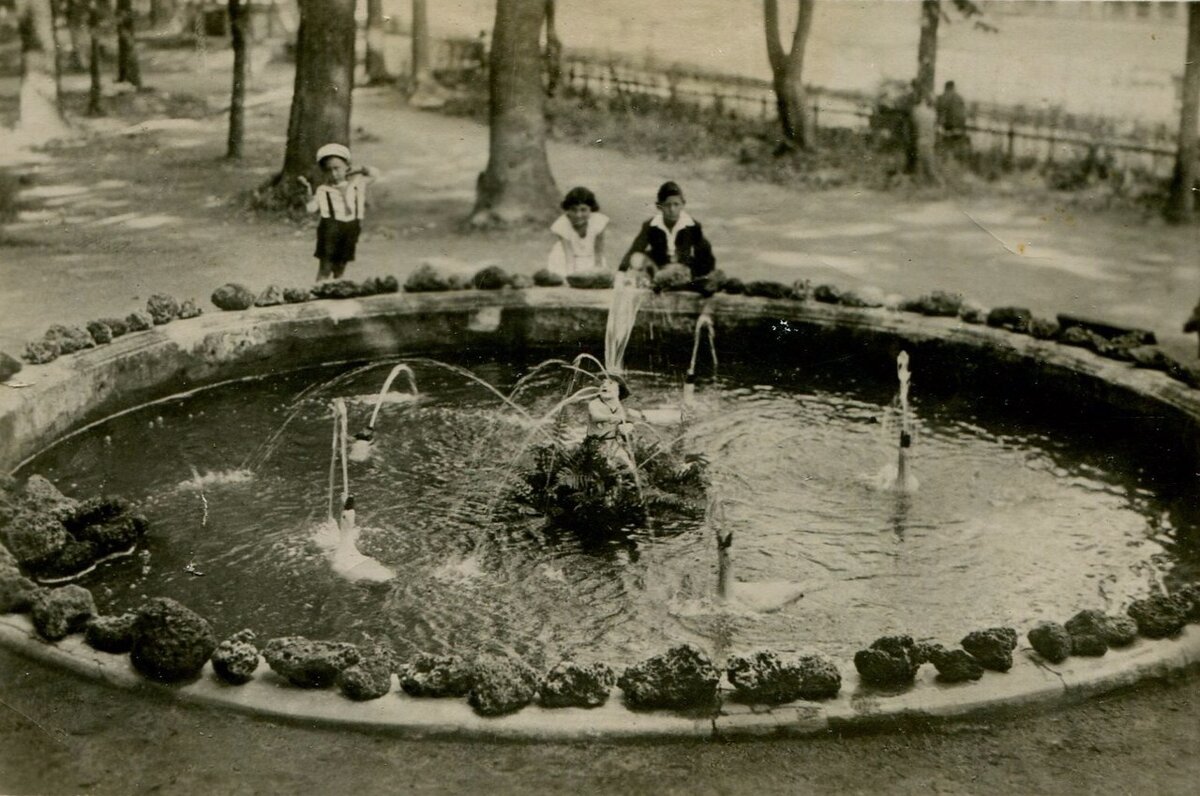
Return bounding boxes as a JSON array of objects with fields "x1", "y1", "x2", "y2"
[
  {"x1": 298, "y1": 143, "x2": 379, "y2": 282},
  {"x1": 619, "y1": 181, "x2": 715, "y2": 285},
  {"x1": 547, "y1": 186, "x2": 610, "y2": 275}
]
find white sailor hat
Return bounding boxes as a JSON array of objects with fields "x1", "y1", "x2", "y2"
[{"x1": 315, "y1": 143, "x2": 351, "y2": 165}]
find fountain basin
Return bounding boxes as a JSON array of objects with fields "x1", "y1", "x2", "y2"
[{"x1": 2, "y1": 288, "x2": 1199, "y2": 738}]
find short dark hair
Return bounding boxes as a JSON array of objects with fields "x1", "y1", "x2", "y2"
[
  {"x1": 944, "y1": 80, "x2": 955, "y2": 90},
  {"x1": 561, "y1": 186, "x2": 599, "y2": 211},
  {"x1": 656, "y1": 181, "x2": 684, "y2": 204},
  {"x1": 319, "y1": 155, "x2": 349, "y2": 170}
]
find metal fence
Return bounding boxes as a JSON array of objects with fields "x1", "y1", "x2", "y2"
[{"x1": 428, "y1": 36, "x2": 1183, "y2": 176}]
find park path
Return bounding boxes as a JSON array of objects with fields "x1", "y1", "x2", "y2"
[{"x1": 1, "y1": 58, "x2": 1197, "y2": 361}]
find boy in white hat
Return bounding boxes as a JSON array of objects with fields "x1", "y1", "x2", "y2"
[{"x1": 298, "y1": 143, "x2": 380, "y2": 281}]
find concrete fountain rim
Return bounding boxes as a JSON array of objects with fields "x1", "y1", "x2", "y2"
[{"x1": 1, "y1": 287, "x2": 1198, "y2": 740}]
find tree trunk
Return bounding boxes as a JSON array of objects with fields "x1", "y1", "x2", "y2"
[
  {"x1": 226, "y1": 0, "x2": 247, "y2": 159},
  {"x1": 543, "y1": 0, "x2": 562, "y2": 97},
  {"x1": 115, "y1": 0, "x2": 141, "y2": 87},
  {"x1": 915, "y1": 0, "x2": 939, "y2": 101},
  {"x1": 764, "y1": 0, "x2": 815, "y2": 150},
  {"x1": 469, "y1": 0, "x2": 559, "y2": 228},
  {"x1": 365, "y1": 0, "x2": 389, "y2": 84},
  {"x1": 1166, "y1": 2, "x2": 1200, "y2": 224},
  {"x1": 409, "y1": 0, "x2": 443, "y2": 106},
  {"x1": 269, "y1": 0, "x2": 356, "y2": 207},
  {"x1": 87, "y1": 0, "x2": 104, "y2": 117},
  {"x1": 15, "y1": 0, "x2": 71, "y2": 140},
  {"x1": 65, "y1": 0, "x2": 88, "y2": 71}
]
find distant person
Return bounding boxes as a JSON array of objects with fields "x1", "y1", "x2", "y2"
[
  {"x1": 911, "y1": 93, "x2": 943, "y2": 185},
  {"x1": 619, "y1": 181, "x2": 716, "y2": 292},
  {"x1": 936, "y1": 80, "x2": 970, "y2": 158},
  {"x1": 547, "y1": 186, "x2": 610, "y2": 275},
  {"x1": 298, "y1": 143, "x2": 380, "y2": 282}
]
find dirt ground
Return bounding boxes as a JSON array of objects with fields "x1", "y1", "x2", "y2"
[{"x1": 2, "y1": 41, "x2": 1200, "y2": 796}]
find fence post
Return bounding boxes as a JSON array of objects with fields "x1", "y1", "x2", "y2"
[
  {"x1": 1006, "y1": 122, "x2": 1015, "y2": 164},
  {"x1": 812, "y1": 97, "x2": 819, "y2": 133}
]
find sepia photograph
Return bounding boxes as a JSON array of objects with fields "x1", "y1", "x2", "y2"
[{"x1": 0, "y1": 1, "x2": 1199, "y2": 793}]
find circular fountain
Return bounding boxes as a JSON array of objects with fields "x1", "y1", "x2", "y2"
[{"x1": 1, "y1": 285, "x2": 1198, "y2": 738}]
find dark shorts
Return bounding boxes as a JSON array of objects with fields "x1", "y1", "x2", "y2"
[{"x1": 314, "y1": 218, "x2": 361, "y2": 262}]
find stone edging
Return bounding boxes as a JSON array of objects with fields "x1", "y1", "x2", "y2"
[
  {"x1": 2, "y1": 614, "x2": 1197, "y2": 739},
  {"x1": 3, "y1": 289, "x2": 1200, "y2": 739}
]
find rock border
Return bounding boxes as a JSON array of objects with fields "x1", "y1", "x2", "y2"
[
  {"x1": 1, "y1": 614, "x2": 1197, "y2": 740},
  {"x1": 3, "y1": 288, "x2": 1200, "y2": 738}
]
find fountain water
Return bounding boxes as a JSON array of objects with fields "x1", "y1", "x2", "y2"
[
  {"x1": 684, "y1": 307, "x2": 718, "y2": 408},
  {"x1": 894, "y1": 351, "x2": 918, "y2": 492},
  {"x1": 349, "y1": 364, "x2": 419, "y2": 462}
]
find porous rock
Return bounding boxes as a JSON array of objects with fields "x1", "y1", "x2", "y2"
[
  {"x1": 125, "y1": 310, "x2": 154, "y2": 332},
  {"x1": 399, "y1": 652, "x2": 474, "y2": 697},
  {"x1": 925, "y1": 644, "x2": 985, "y2": 683},
  {"x1": 254, "y1": 285, "x2": 285, "y2": 307},
  {"x1": 22, "y1": 475, "x2": 78, "y2": 521},
  {"x1": 532, "y1": 268, "x2": 564, "y2": 287},
  {"x1": 44, "y1": 325, "x2": 95, "y2": 354},
  {"x1": 337, "y1": 660, "x2": 392, "y2": 701},
  {"x1": 986, "y1": 306, "x2": 1032, "y2": 334},
  {"x1": 3, "y1": 510, "x2": 69, "y2": 569},
  {"x1": 652, "y1": 264, "x2": 693, "y2": 292},
  {"x1": 509, "y1": 272, "x2": 532, "y2": 290},
  {"x1": 1027, "y1": 621, "x2": 1072, "y2": 663},
  {"x1": 726, "y1": 650, "x2": 806, "y2": 703},
  {"x1": 404, "y1": 263, "x2": 451, "y2": 292},
  {"x1": 336, "y1": 643, "x2": 398, "y2": 700},
  {"x1": 35, "y1": 538, "x2": 98, "y2": 580},
  {"x1": 84, "y1": 613, "x2": 137, "y2": 653},
  {"x1": 310, "y1": 279, "x2": 362, "y2": 299},
  {"x1": 539, "y1": 660, "x2": 616, "y2": 708},
  {"x1": 22, "y1": 340, "x2": 58, "y2": 364},
  {"x1": 565, "y1": 270, "x2": 614, "y2": 289},
  {"x1": 212, "y1": 629, "x2": 260, "y2": 685},
  {"x1": 1029, "y1": 317, "x2": 1060, "y2": 340},
  {"x1": 130, "y1": 597, "x2": 218, "y2": 682},
  {"x1": 146, "y1": 294, "x2": 180, "y2": 324},
  {"x1": 899, "y1": 291, "x2": 963, "y2": 317},
  {"x1": 282, "y1": 287, "x2": 312, "y2": 304},
  {"x1": 0, "y1": 570, "x2": 39, "y2": 613},
  {"x1": 960, "y1": 627, "x2": 1018, "y2": 672},
  {"x1": 796, "y1": 654, "x2": 842, "y2": 699},
  {"x1": 211, "y1": 283, "x2": 256, "y2": 311},
  {"x1": 468, "y1": 654, "x2": 540, "y2": 716},
  {"x1": 85, "y1": 321, "x2": 113, "y2": 345},
  {"x1": 721, "y1": 276, "x2": 746, "y2": 294},
  {"x1": 177, "y1": 299, "x2": 203, "y2": 319},
  {"x1": 98, "y1": 317, "x2": 129, "y2": 337},
  {"x1": 812, "y1": 284, "x2": 844, "y2": 304},
  {"x1": 1175, "y1": 584, "x2": 1200, "y2": 621},
  {"x1": 959, "y1": 303, "x2": 988, "y2": 324},
  {"x1": 71, "y1": 509, "x2": 147, "y2": 557},
  {"x1": 64, "y1": 496, "x2": 134, "y2": 533},
  {"x1": 262, "y1": 636, "x2": 360, "y2": 688},
  {"x1": 743, "y1": 280, "x2": 793, "y2": 300},
  {"x1": 853, "y1": 635, "x2": 923, "y2": 687},
  {"x1": 1065, "y1": 609, "x2": 1137, "y2": 649},
  {"x1": 30, "y1": 584, "x2": 95, "y2": 640},
  {"x1": 472, "y1": 264, "x2": 511, "y2": 290},
  {"x1": 0, "y1": 351, "x2": 20, "y2": 382},
  {"x1": 617, "y1": 644, "x2": 720, "y2": 710},
  {"x1": 790, "y1": 279, "x2": 811, "y2": 300},
  {"x1": 1127, "y1": 595, "x2": 1188, "y2": 639}
]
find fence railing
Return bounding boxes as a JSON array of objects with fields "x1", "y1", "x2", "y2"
[{"x1": 426, "y1": 35, "x2": 1184, "y2": 176}]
